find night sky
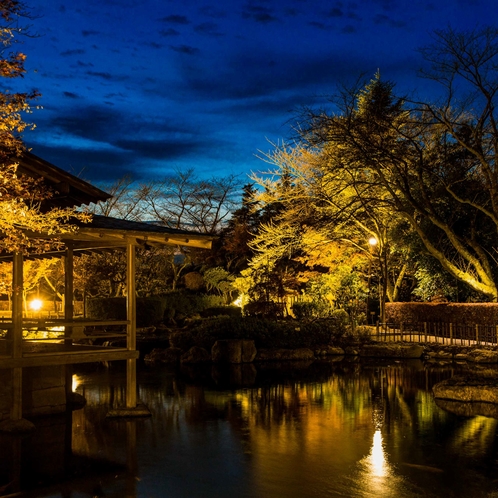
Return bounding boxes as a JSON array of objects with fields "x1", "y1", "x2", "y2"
[{"x1": 12, "y1": 0, "x2": 496, "y2": 185}]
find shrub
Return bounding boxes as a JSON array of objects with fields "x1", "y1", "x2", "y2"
[
  {"x1": 292, "y1": 300, "x2": 332, "y2": 320},
  {"x1": 342, "y1": 325, "x2": 372, "y2": 346},
  {"x1": 244, "y1": 301, "x2": 285, "y2": 318},
  {"x1": 186, "y1": 316, "x2": 346, "y2": 351},
  {"x1": 137, "y1": 298, "x2": 164, "y2": 327},
  {"x1": 87, "y1": 297, "x2": 126, "y2": 321},
  {"x1": 200, "y1": 306, "x2": 242, "y2": 318},
  {"x1": 162, "y1": 291, "x2": 225, "y2": 323},
  {"x1": 386, "y1": 302, "x2": 498, "y2": 325},
  {"x1": 329, "y1": 309, "x2": 350, "y2": 335},
  {"x1": 87, "y1": 297, "x2": 165, "y2": 327}
]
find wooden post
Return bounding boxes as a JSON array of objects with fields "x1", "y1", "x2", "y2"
[
  {"x1": 64, "y1": 245, "x2": 74, "y2": 402},
  {"x1": 449, "y1": 323, "x2": 453, "y2": 345},
  {"x1": 424, "y1": 322, "x2": 427, "y2": 343},
  {"x1": 106, "y1": 241, "x2": 150, "y2": 419},
  {"x1": 11, "y1": 252, "x2": 23, "y2": 421},
  {"x1": 126, "y1": 242, "x2": 137, "y2": 409},
  {"x1": 11, "y1": 253, "x2": 23, "y2": 359},
  {"x1": 64, "y1": 245, "x2": 74, "y2": 323},
  {"x1": 476, "y1": 324, "x2": 479, "y2": 345}
]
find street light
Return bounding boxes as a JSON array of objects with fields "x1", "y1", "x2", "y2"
[{"x1": 368, "y1": 237, "x2": 378, "y2": 247}]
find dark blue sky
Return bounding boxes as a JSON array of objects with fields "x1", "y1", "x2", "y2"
[{"x1": 13, "y1": 0, "x2": 496, "y2": 185}]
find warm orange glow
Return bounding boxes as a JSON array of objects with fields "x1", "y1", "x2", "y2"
[
  {"x1": 29, "y1": 298, "x2": 43, "y2": 311},
  {"x1": 72, "y1": 374, "x2": 82, "y2": 392},
  {"x1": 368, "y1": 237, "x2": 378, "y2": 247}
]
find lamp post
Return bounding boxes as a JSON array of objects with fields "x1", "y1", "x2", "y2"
[
  {"x1": 367, "y1": 237, "x2": 377, "y2": 325},
  {"x1": 367, "y1": 236, "x2": 387, "y2": 327}
]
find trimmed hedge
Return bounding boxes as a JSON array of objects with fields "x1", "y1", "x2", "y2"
[
  {"x1": 386, "y1": 302, "x2": 498, "y2": 325},
  {"x1": 162, "y1": 292, "x2": 225, "y2": 321}
]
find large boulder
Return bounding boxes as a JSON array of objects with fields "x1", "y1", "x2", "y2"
[
  {"x1": 255, "y1": 348, "x2": 315, "y2": 361},
  {"x1": 433, "y1": 376, "x2": 498, "y2": 404},
  {"x1": 211, "y1": 339, "x2": 257, "y2": 363},
  {"x1": 467, "y1": 349, "x2": 498, "y2": 363},
  {"x1": 181, "y1": 346, "x2": 211, "y2": 364},
  {"x1": 359, "y1": 344, "x2": 423, "y2": 359},
  {"x1": 314, "y1": 345, "x2": 345, "y2": 356}
]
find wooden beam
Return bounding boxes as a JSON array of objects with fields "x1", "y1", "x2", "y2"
[
  {"x1": 0, "y1": 349, "x2": 139, "y2": 368},
  {"x1": 64, "y1": 245, "x2": 74, "y2": 322},
  {"x1": 12, "y1": 253, "x2": 23, "y2": 358},
  {"x1": 126, "y1": 242, "x2": 137, "y2": 409},
  {"x1": 11, "y1": 253, "x2": 23, "y2": 421},
  {"x1": 64, "y1": 245, "x2": 74, "y2": 402}
]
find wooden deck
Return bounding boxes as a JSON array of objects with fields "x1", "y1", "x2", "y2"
[{"x1": 0, "y1": 340, "x2": 138, "y2": 368}]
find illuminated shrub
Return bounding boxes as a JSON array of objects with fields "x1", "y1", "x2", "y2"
[{"x1": 292, "y1": 301, "x2": 332, "y2": 319}]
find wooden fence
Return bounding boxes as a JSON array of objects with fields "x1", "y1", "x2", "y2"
[{"x1": 375, "y1": 321, "x2": 498, "y2": 346}]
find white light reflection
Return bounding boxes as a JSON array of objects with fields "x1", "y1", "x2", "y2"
[{"x1": 369, "y1": 429, "x2": 387, "y2": 477}]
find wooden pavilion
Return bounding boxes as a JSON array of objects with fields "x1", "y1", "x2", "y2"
[{"x1": 0, "y1": 152, "x2": 214, "y2": 430}]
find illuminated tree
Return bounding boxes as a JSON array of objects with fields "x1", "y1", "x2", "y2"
[
  {"x1": 0, "y1": 0, "x2": 89, "y2": 255},
  {"x1": 250, "y1": 140, "x2": 412, "y2": 319},
  {"x1": 298, "y1": 30, "x2": 498, "y2": 301}
]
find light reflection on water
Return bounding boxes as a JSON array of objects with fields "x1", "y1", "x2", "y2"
[{"x1": 3, "y1": 359, "x2": 498, "y2": 497}]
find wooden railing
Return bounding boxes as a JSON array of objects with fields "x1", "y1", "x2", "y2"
[{"x1": 375, "y1": 321, "x2": 498, "y2": 346}]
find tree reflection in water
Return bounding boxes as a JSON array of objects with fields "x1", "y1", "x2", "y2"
[{"x1": 3, "y1": 359, "x2": 498, "y2": 497}]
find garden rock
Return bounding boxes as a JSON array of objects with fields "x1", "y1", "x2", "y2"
[
  {"x1": 211, "y1": 339, "x2": 257, "y2": 363},
  {"x1": 144, "y1": 347, "x2": 182, "y2": 364},
  {"x1": 433, "y1": 376, "x2": 498, "y2": 404},
  {"x1": 467, "y1": 349, "x2": 498, "y2": 363},
  {"x1": 314, "y1": 346, "x2": 345, "y2": 356},
  {"x1": 360, "y1": 344, "x2": 423, "y2": 359},
  {"x1": 181, "y1": 346, "x2": 211, "y2": 364},
  {"x1": 255, "y1": 348, "x2": 315, "y2": 361}
]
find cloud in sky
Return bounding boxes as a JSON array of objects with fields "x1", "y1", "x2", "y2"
[{"x1": 18, "y1": 0, "x2": 497, "y2": 185}]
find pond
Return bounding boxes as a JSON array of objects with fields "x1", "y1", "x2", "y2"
[{"x1": 2, "y1": 358, "x2": 498, "y2": 497}]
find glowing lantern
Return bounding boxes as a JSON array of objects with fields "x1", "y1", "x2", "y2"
[{"x1": 29, "y1": 298, "x2": 43, "y2": 312}]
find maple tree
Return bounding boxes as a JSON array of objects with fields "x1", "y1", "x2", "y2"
[{"x1": 0, "y1": 0, "x2": 89, "y2": 255}]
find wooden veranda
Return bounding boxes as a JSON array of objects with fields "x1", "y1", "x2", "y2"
[{"x1": 0, "y1": 153, "x2": 214, "y2": 430}]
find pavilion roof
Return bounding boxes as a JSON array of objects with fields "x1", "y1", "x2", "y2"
[{"x1": 16, "y1": 152, "x2": 111, "y2": 208}]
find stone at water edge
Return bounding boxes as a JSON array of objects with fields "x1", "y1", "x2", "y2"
[
  {"x1": 144, "y1": 347, "x2": 183, "y2": 364},
  {"x1": 181, "y1": 346, "x2": 211, "y2": 364},
  {"x1": 255, "y1": 348, "x2": 315, "y2": 361},
  {"x1": 467, "y1": 349, "x2": 498, "y2": 364},
  {"x1": 433, "y1": 376, "x2": 498, "y2": 404},
  {"x1": 211, "y1": 339, "x2": 257, "y2": 363},
  {"x1": 314, "y1": 346, "x2": 345, "y2": 356},
  {"x1": 359, "y1": 344, "x2": 424, "y2": 358}
]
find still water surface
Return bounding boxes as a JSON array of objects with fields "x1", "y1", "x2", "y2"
[{"x1": 4, "y1": 358, "x2": 498, "y2": 497}]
